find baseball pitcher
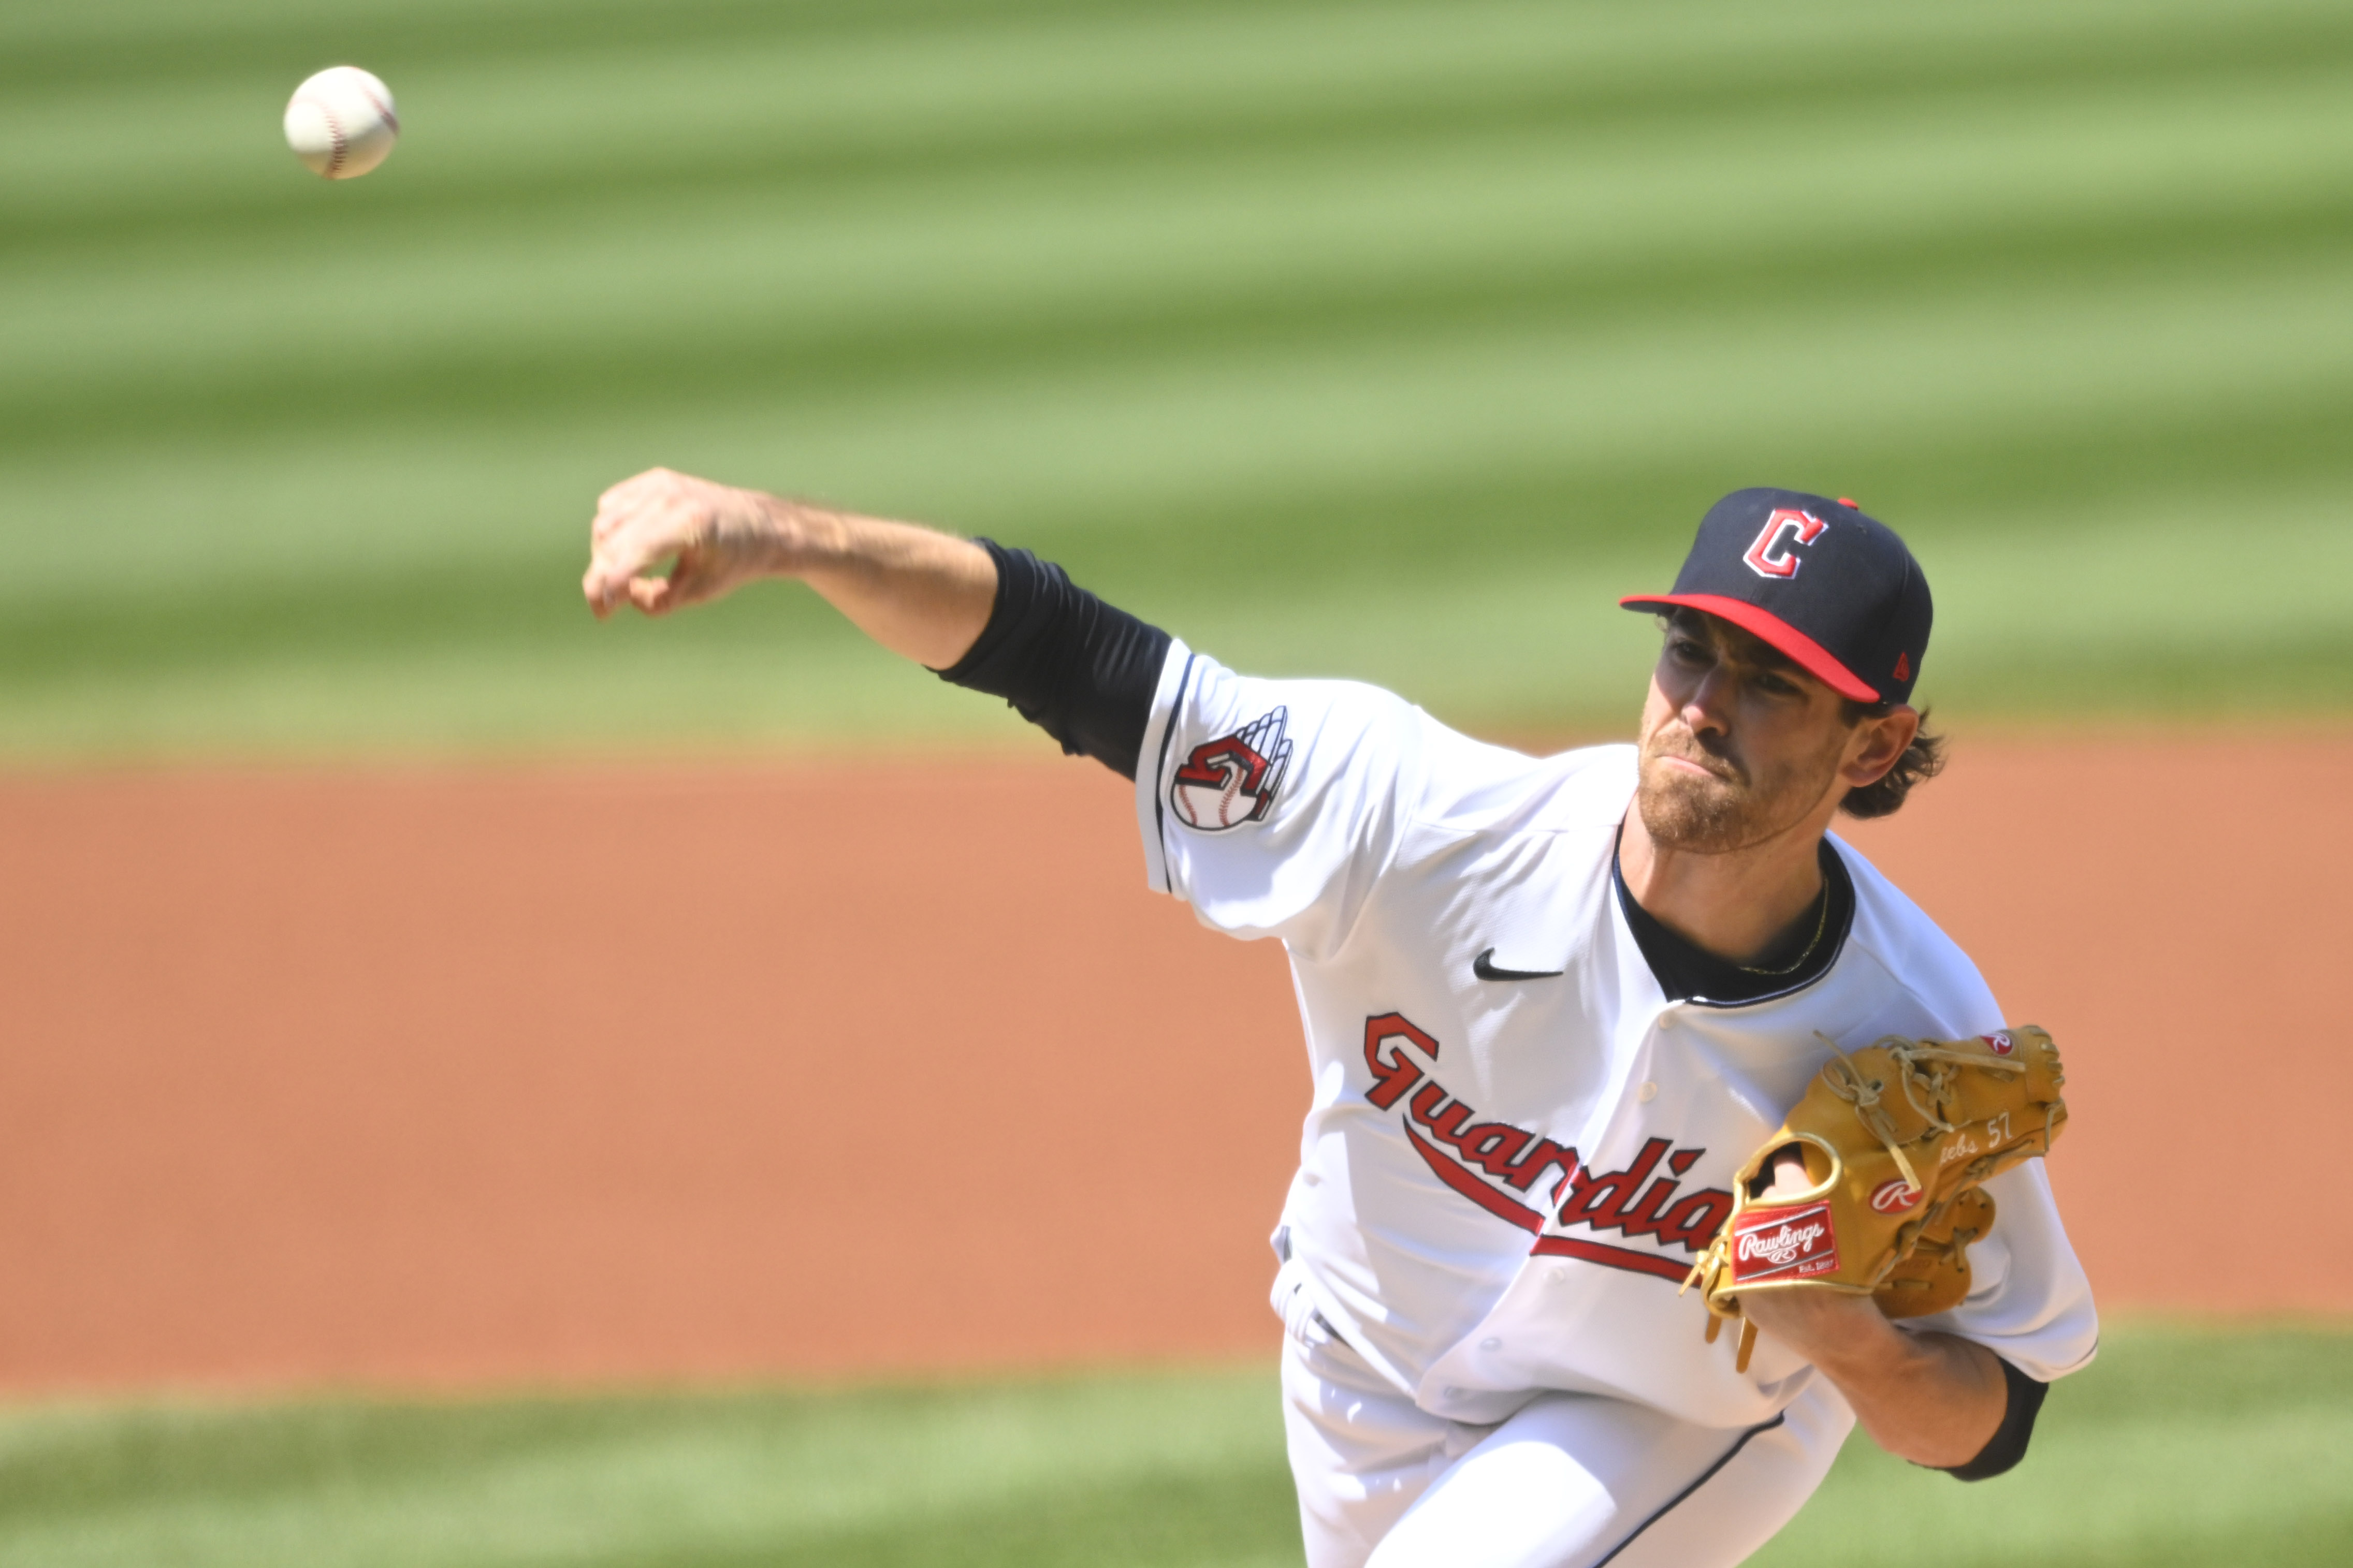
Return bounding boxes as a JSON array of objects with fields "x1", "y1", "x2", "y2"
[{"x1": 583, "y1": 476, "x2": 2096, "y2": 1568}]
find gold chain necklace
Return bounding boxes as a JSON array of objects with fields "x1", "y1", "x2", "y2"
[{"x1": 1734, "y1": 878, "x2": 1831, "y2": 977}]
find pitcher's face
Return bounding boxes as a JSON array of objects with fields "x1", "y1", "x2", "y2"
[{"x1": 1634, "y1": 612, "x2": 1856, "y2": 855}]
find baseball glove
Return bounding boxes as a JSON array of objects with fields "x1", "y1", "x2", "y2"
[{"x1": 1683, "y1": 1026, "x2": 2067, "y2": 1373}]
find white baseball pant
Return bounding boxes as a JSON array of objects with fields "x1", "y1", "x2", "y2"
[{"x1": 1276, "y1": 1281, "x2": 1854, "y2": 1568}]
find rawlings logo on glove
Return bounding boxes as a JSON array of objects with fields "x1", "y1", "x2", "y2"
[
  {"x1": 1684, "y1": 1025, "x2": 2067, "y2": 1373},
  {"x1": 1730, "y1": 1204, "x2": 1839, "y2": 1282}
]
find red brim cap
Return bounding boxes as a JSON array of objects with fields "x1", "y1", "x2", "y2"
[{"x1": 1618, "y1": 592, "x2": 1883, "y2": 703}]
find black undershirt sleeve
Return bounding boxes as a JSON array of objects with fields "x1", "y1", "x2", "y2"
[
  {"x1": 1938, "y1": 1356, "x2": 2048, "y2": 1481},
  {"x1": 931, "y1": 539, "x2": 1172, "y2": 782}
]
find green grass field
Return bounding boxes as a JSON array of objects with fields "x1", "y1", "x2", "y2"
[
  {"x1": 5, "y1": 0, "x2": 2353, "y2": 756},
  {"x1": 0, "y1": 1324, "x2": 2343, "y2": 1567}
]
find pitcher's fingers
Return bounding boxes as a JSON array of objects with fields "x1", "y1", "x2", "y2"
[
  {"x1": 589, "y1": 504, "x2": 670, "y2": 549},
  {"x1": 582, "y1": 554, "x2": 622, "y2": 614},
  {"x1": 628, "y1": 574, "x2": 676, "y2": 614},
  {"x1": 588, "y1": 510, "x2": 689, "y2": 592},
  {"x1": 590, "y1": 472, "x2": 675, "y2": 543},
  {"x1": 584, "y1": 535, "x2": 671, "y2": 614},
  {"x1": 582, "y1": 549, "x2": 633, "y2": 612}
]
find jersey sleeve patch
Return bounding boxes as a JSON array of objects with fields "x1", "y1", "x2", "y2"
[{"x1": 1170, "y1": 706, "x2": 1295, "y2": 831}]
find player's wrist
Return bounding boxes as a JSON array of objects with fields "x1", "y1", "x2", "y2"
[
  {"x1": 744, "y1": 491, "x2": 841, "y2": 578},
  {"x1": 1803, "y1": 1305, "x2": 1918, "y2": 1384},
  {"x1": 1857, "y1": 1332, "x2": 2007, "y2": 1468},
  {"x1": 1741, "y1": 1286, "x2": 1897, "y2": 1372}
]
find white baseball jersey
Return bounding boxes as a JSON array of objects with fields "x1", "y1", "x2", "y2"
[{"x1": 1136, "y1": 641, "x2": 2098, "y2": 1432}]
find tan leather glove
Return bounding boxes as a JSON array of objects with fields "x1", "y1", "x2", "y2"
[{"x1": 1686, "y1": 1026, "x2": 2067, "y2": 1372}]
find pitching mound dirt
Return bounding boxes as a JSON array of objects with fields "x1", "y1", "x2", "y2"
[{"x1": 0, "y1": 736, "x2": 2338, "y2": 1394}]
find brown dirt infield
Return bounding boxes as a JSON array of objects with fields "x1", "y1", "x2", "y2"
[{"x1": 0, "y1": 736, "x2": 2342, "y2": 1395}]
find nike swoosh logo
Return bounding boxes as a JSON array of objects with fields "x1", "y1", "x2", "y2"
[{"x1": 1473, "y1": 948, "x2": 1563, "y2": 982}]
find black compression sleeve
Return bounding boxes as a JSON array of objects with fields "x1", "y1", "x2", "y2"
[
  {"x1": 1938, "y1": 1357, "x2": 2049, "y2": 1482},
  {"x1": 932, "y1": 539, "x2": 1172, "y2": 781}
]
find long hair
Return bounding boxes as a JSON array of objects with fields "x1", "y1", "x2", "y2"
[{"x1": 1839, "y1": 703, "x2": 1946, "y2": 818}]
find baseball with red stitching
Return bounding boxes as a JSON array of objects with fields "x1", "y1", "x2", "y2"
[{"x1": 284, "y1": 66, "x2": 401, "y2": 181}]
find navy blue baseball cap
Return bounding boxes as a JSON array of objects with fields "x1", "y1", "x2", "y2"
[{"x1": 1619, "y1": 488, "x2": 1933, "y2": 706}]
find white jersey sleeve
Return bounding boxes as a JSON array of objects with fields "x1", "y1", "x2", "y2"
[
  {"x1": 1918, "y1": 1160, "x2": 2099, "y2": 1383},
  {"x1": 1836, "y1": 845, "x2": 2100, "y2": 1385},
  {"x1": 1134, "y1": 640, "x2": 1425, "y2": 960}
]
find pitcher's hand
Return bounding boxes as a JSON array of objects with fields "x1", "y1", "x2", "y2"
[
  {"x1": 583, "y1": 468, "x2": 797, "y2": 618},
  {"x1": 1735, "y1": 1146, "x2": 2007, "y2": 1468}
]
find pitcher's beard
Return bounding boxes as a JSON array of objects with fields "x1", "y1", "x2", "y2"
[
  {"x1": 1636, "y1": 730, "x2": 1847, "y2": 855},
  {"x1": 1636, "y1": 765, "x2": 1777, "y2": 854}
]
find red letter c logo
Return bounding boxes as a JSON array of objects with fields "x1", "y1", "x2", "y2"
[{"x1": 1742, "y1": 509, "x2": 1827, "y2": 579}]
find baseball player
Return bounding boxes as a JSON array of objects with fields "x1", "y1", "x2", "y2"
[{"x1": 583, "y1": 474, "x2": 2097, "y2": 1567}]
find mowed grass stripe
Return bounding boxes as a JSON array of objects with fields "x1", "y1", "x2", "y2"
[
  {"x1": 10, "y1": 5, "x2": 2349, "y2": 459},
  {"x1": 0, "y1": 1371, "x2": 1298, "y2": 1568},
  {"x1": 0, "y1": 1326, "x2": 2343, "y2": 1568},
  {"x1": 12, "y1": 65, "x2": 2353, "y2": 449},
  {"x1": 8, "y1": 0, "x2": 2347, "y2": 167},
  {"x1": 7, "y1": 340, "x2": 2349, "y2": 624},
  {"x1": 11, "y1": 244, "x2": 2347, "y2": 589},
  {"x1": 9, "y1": 7, "x2": 2352, "y2": 254},
  {"x1": 2, "y1": 0, "x2": 2349, "y2": 753},
  {"x1": 1, "y1": 480, "x2": 2344, "y2": 759}
]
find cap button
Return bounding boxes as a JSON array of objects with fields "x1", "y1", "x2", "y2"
[{"x1": 1837, "y1": 497, "x2": 1860, "y2": 508}]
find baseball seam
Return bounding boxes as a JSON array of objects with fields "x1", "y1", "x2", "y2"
[
  {"x1": 318, "y1": 98, "x2": 347, "y2": 177},
  {"x1": 357, "y1": 83, "x2": 399, "y2": 137}
]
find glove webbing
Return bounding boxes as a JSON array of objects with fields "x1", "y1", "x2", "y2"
[{"x1": 1818, "y1": 1034, "x2": 2028, "y2": 1199}]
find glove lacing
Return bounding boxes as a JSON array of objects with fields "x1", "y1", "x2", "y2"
[{"x1": 1816, "y1": 1033, "x2": 2026, "y2": 1200}]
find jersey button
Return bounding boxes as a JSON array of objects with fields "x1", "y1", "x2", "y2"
[
  {"x1": 1479, "y1": 1337, "x2": 1502, "y2": 1352},
  {"x1": 1637, "y1": 1080, "x2": 1659, "y2": 1102}
]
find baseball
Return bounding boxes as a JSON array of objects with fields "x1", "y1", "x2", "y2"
[{"x1": 284, "y1": 66, "x2": 400, "y2": 181}]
